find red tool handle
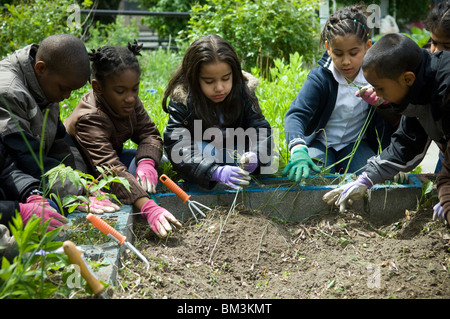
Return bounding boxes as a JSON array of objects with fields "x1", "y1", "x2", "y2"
[
  {"x1": 159, "y1": 174, "x2": 191, "y2": 203},
  {"x1": 86, "y1": 213, "x2": 126, "y2": 246}
]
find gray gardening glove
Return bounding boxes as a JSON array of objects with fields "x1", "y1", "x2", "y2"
[{"x1": 323, "y1": 172, "x2": 373, "y2": 213}]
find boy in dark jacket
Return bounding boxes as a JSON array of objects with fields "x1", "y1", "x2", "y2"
[
  {"x1": 323, "y1": 33, "x2": 450, "y2": 225},
  {"x1": 0, "y1": 34, "x2": 88, "y2": 184},
  {"x1": 0, "y1": 34, "x2": 119, "y2": 213}
]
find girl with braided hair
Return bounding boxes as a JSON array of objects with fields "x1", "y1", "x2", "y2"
[
  {"x1": 64, "y1": 41, "x2": 181, "y2": 238},
  {"x1": 283, "y1": 5, "x2": 401, "y2": 182}
]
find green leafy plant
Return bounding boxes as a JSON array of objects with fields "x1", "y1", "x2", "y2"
[
  {"x1": 0, "y1": 0, "x2": 83, "y2": 58},
  {"x1": 44, "y1": 164, "x2": 130, "y2": 214},
  {"x1": 0, "y1": 214, "x2": 67, "y2": 298},
  {"x1": 186, "y1": 0, "x2": 320, "y2": 71},
  {"x1": 253, "y1": 52, "x2": 309, "y2": 169},
  {"x1": 139, "y1": 0, "x2": 205, "y2": 39},
  {"x1": 84, "y1": 16, "x2": 140, "y2": 49},
  {"x1": 406, "y1": 27, "x2": 431, "y2": 48}
]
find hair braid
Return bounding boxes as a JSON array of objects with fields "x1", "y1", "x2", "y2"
[
  {"x1": 89, "y1": 40, "x2": 142, "y2": 82},
  {"x1": 320, "y1": 5, "x2": 371, "y2": 47}
]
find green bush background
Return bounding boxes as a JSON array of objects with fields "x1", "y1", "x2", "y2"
[{"x1": 0, "y1": 0, "x2": 432, "y2": 172}]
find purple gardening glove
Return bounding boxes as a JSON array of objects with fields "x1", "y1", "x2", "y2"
[
  {"x1": 136, "y1": 159, "x2": 158, "y2": 193},
  {"x1": 323, "y1": 172, "x2": 374, "y2": 213},
  {"x1": 211, "y1": 165, "x2": 251, "y2": 189},
  {"x1": 19, "y1": 195, "x2": 69, "y2": 231},
  {"x1": 76, "y1": 191, "x2": 121, "y2": 215},
  {"x1": 239, "y1": 151, "x2": 258, "y2": 173},
  {"x1": 432, "y1": 202, "x2": 449, "y2": 225},
  {"x1": 356, "y1": 85, "x2": 389, "y2": 107},
  {"x1": 141, "y1": 199, "x2": 182, "y2": 238}
]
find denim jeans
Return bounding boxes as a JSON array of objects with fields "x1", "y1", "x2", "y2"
[
  {"x1": 308, "y1": 139, "x2": 375, "y2": 174},
  {"x1": 119, "y1": 148, "x2": 137, "y2": 175},
  {"x1": 196, "y1": 141, "x2": 238, "y2": 166}
]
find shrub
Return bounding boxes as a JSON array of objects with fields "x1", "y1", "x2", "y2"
[
  {"x1": 0, "y1": 0, "x2": 81, "y2": 58},
  {"x1": 253, "y1": 52, "x2": 309, "y2": 168},
  {"x1": 139, "y1": 0, "x2": 206, "y2": 39},
  {"x1": 84, "y1": 16, "x2": 140, "y2": 49},
  {"x1": 186, "y1": 0, "x2": 320, "y2": 72},
  {"x1": 336, "y1": 0, "x2": 429, "y2": 29}
]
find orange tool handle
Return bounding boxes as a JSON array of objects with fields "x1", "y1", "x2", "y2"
[
  {"x1": 159, "y1": 174, "x2": 191, "y2": 203},
  {"x1": 86, "y1": 213, "x2": 126, "y2": 245},
  {"x1": 63, "y1": 240, "x2": 105, "y2": 296}
]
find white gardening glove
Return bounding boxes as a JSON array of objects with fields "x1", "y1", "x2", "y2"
[
  {"x1": 323, "y1": 172, "x2": 373, "y2": 213},
  {"x1": 76, "y1": 191, "x2": 121, "y2": 214},
  {"x1": 432, "y1": 202, "x2": 449, "y2": 225}
]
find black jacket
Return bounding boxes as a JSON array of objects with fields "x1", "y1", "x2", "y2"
[
  {"x1": 364, "y1": 49, "x2": 450, "y2": 185},
  {"x1": 163, "y1": 73, "x2": 273, "y2": 189},
  {"x1": 0, "y1": 140, "x2": 41, "y2": 227}
]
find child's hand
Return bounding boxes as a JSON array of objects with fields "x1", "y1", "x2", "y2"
[
  {"x1": 433, "y1": 202, "x2": 449, "y2": 225},
  {"x1": 211, "y1": 165, "x2": 251, "y2": 189},
  {"x1": 239, "y1": 152, "x2": 258, "y2": 173},
  {"x1": 136, "y1": 159, "x2": 158, "y2": 193},
  {"x1": 282, "y1": 145, "x2": 321, "y2": 182},
  {"x1": 356, "y1": 85, "x2": 389, "y2": 107},
  {"x1": 19, "y1": 195, "x2": 69, "y2": 231},
  {"x1": 322, "y1": 172, "x2": 373, "y2": 213},
  {"x1": 76, "y1": 191, "x2": 121, "y2": 214},
  {"x1": 140, "y1": 199, "x2": 182, "y2": 238}
]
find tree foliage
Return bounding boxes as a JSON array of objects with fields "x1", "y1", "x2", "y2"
[
  {"x1": 336, "y1": 0, "x2": 430, "y2": 27},
  {"x1": 139, "y1": 0, "x2": 206, "y2": 39},
  {"x1": 0, "y1": 0, "x2": 81, "y2": 58},
  {"x1": 186, "y1": 0, "x2": 320, "y2": 71}
]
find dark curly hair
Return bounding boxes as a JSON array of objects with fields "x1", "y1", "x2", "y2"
[
  {"x1": 362, "y1": 33, "x2": 422, "y2": 81},
  {"x1": 425, "y1": 0, "x2": 450, "y2": 37},
  {"x1": 88, "y1": 40, "x2": 143, "y2": 83},
  {"x1": 320, "y1": 4, "x2": 371, "y2": 47}
]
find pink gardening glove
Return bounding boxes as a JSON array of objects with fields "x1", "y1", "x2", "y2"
[
  {"x1": 76, "y1": 191, "x2": 121, "y2": 214},
  {"x1": 356, "y1": 85, "x2": 389, "y2": 107},
  {"x1": 135, "y1": 159, "x2": 158, "y2": 193},
  {"x1": 239, "y1": 151, "x2": 258, "y2": 173},
  {"x1": 140, "y1": 199, "x2": 182, "y2": 238},
  {"x1": 19, "y1": 195, "x2": 69, "y2": 231}
]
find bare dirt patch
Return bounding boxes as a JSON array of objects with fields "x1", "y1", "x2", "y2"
[{"x1": 112, "y1": 203, "x2": 450, "y2": 300}]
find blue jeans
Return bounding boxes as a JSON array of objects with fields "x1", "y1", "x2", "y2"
[
  {"x1": 435, "y1": 152, "x2": 443, "y2": 173},
  {"x1": 119, "y1": 148, "x2": 137, "y2": 175},
  {"x1": 196, "y1": 141, "x2": 238, "y2": 165},
  {"x1": 308, "y1": 139, "x2": 375, "y2": 174}
]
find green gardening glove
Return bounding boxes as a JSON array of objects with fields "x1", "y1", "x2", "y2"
[{"x1": 283, "y1": 145, "x2": 321, "y2": 183}]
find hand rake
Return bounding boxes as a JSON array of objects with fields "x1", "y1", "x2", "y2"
[{"x1": 159, "y1": 174, "x2": 212, "y2": 222}]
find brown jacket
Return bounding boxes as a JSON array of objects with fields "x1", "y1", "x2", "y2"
[{"x1": 64, "y1": 91, "x2": 163, "y2": 205}]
